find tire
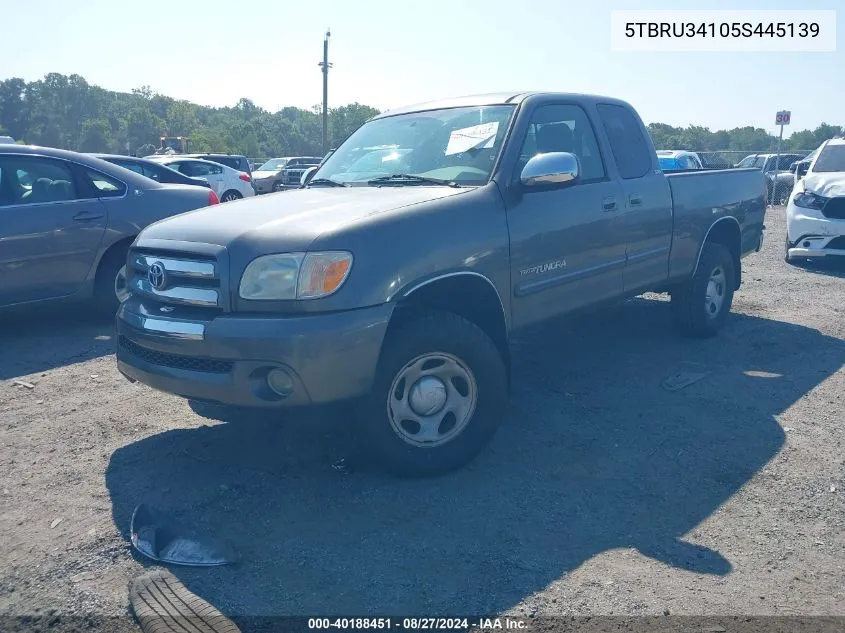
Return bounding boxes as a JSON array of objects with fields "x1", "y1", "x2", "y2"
[
  {"x1": 220, "y1": 189, "x2": 242, "y2": 202},
  {"x1": 671, "y1": 242, "x2": 735, "y2": 338},
  {"x1": 784, "y1": 234, "x2": 794, "y2": 264},
  {"x1": 273, "y1": 181, "x2": 285, "y2": 192},
  {"x1": 361, "y1": 310, "x2": 508, "y2": 477},
  {"x1": 93, "y1": 244, "x2": 130, "y2": 318}
]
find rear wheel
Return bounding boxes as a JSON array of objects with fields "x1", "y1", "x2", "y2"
[
  {"x1": 93, "y1": 245, "x2": 130, "y2": 318},
  {"x1": 671, "y1": 242, "x2": 735, "y2": 338},
  {"x1": 361, "y1": 311, "x2": 507, "y2": 477},
  {"x1": 220, "y1": 190, "x2": 242, "y2": 202}
]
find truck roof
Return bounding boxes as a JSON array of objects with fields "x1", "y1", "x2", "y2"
[{"x1": 372, "y1": 91, "x2": 633, "y2": 119}]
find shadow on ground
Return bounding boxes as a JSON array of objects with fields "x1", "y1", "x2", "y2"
[
  {"x1": 105, "y1": 297, "x2": 845, "y2": 622},
  {"x1": 0, "y1": 304, "x2": 116, "y2": 380},
  {"x1": 791, "y1": 256, "x2": 845, "y2": 279}
]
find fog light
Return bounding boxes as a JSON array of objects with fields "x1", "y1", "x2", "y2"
[{"x1": 266, "y1": 368, "x2": 294, "y2": 397}]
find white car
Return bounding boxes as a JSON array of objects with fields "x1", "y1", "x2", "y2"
[
  {"x1": 146, "y1": 156, "x2": 254, "y2": 202},
  {"x1": 785, "y1": 137, "x2": 845, "y2": 263}
]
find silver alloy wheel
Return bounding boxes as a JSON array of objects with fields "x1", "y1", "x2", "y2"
[
  {"x1": 705, "y1": 266, "x2": 726, "y2": 317},
  {"x1": 114, "y1": 265, "x2": 129, "y2": 303},
  {"x1": 387, "y1": 352, "x2": 478, "y2": 448}
]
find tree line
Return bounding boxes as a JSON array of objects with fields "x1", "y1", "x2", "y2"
[
  {"x1": 1, "y1": 73, "x2": 842, "y2": 158},
  {"x1": 0, "y1": 73, "x2": 379, "y2": 158}
]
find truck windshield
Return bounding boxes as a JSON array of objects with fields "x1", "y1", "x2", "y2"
[
  {"x1": 312, "y1": 105, "x2": 516, "y2": 186},
  {"x1": 813, "y1": 144, "x2": 845, "y2": 173}
]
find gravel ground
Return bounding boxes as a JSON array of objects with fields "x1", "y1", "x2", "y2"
[{"x1": 1, "y1": 206, "x2": 843, "y2": 626}]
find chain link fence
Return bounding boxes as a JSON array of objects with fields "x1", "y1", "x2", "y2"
[{"x1": 695, "y1": 150, "x2": 814, "y2": 168}]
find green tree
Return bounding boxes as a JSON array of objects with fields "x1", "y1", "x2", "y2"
[{"x1": 77, "y1": 119, "x2": 109, "y2": 152}]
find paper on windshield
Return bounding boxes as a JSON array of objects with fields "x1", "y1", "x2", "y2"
[{"x1": 445, "y1": 122, "x2": 499, "y2": 156}]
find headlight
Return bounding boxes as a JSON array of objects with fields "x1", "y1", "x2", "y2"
[
  {"x1": 239, "y1": 251, "x2": 353, "y2": 300},
  {"x1": 793, "y1": 191, "x2": 827, "y2": 210}
]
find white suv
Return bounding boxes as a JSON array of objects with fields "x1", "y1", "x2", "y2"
[
  {"x1": 785, "y1": 138, "x2": 845, "y2": 263},
  {"x1": 146, "y1": 156, "x2": 254, "y2": 202}
]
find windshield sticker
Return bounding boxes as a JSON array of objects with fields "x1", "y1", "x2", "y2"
[{"x1": 445, "y1": 122, "x2": 499, "y2": 156}]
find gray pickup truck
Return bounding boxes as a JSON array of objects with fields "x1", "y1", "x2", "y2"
[{"x1": 116, "y1": 92, "x2": 766, "y2": 476}]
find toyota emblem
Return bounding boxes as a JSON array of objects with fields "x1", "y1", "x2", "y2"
[{"x1": 148, "y1": 261, "x2": 167, "y2": 290}]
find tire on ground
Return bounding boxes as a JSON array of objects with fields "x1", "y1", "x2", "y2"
[
  {"x1": 361, "y1": 310, "x2": 508, "y2": 477},
  {"x1": 671, "y1": 242, "x2": 736, "y2": 338},
  {"x1": 93, "y1": 244, "x2": 130, "y2": 318}
]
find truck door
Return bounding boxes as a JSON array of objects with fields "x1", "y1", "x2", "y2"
[
  {"x1": 506, "y1": 103, "x2": 627, "y2": 329},
  {"x1": 595, "y1": 103, "x2": 673, "y2": 294}
]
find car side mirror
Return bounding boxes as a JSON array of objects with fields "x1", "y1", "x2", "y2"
[
  {"x1": 301, "y1": 166, "x2": 318, "y2": 186},
  {"x1": 796, "y1": 163, "x2": 809, "y2": 179},
  {"x1": 520, "y1": 152, "x2": 580, "y2": 188}
]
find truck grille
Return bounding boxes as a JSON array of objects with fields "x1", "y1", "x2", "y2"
[
  {"x1": 285, "y1": 170, "x2": 305, "y2": 185},
  {"x1": 822, "y1": 198, "x2": 845, "y2": 220},
  {"x1": 127, "y1": 248, "x2": 223, "y2": 314},
  {"x1": 118, "y1": 336, "x2": 233, "y2": 373}
]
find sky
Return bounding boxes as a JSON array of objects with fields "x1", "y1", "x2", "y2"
[{"x1": 1, "y1": 0, "x2": 842, "y2": 137}]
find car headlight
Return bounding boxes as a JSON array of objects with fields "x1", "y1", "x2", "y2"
[
  {"x1": 239, "y1": 251, "x2": 353, "y2": 300},
  {"x1": 793, "y1": 191, "x2": 827, "y2": 210}
]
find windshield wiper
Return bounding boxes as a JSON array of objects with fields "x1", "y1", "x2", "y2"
[
  {"x1": 307, "y1": 178, "x2": 348, "y2": 187},
  {"x1": 367, "y1": 174, "x2": 460, "y2": 187}
]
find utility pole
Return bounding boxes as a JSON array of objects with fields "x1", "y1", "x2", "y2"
[{"x1": 318, "y1": 29, "x2": 332, "y2": 155}]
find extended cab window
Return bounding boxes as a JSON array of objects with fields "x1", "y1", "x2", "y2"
[
  {"x1": 517, "y1": 104, "x2": 605, "y2": 182},
  {"x1": 596, "y1": 104, "x2": 652, "y2": 179},
  {"x1": 0, "y1": 156, "x2": 77, "y2": 206}
]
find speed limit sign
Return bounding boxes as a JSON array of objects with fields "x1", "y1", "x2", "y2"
[{"x1": 775, "y1": 111, "x2": 791, "y2": 126}]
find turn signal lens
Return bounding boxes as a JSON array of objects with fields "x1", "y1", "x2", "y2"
[{"x1": 297, "y1": 252, "x2": 353, "y2": 299}]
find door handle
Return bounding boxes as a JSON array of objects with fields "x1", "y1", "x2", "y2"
[
  {"x1": 628, "y1": 194, "x2": 643, "y2": 207},
  {"x1": 72, "y1": 211, "x2": 104, "y2": 222},
  {"x1": 602, "y1": 197, "x2": 617, "y2": 212}
]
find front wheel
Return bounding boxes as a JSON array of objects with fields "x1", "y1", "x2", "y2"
[
  {"x1": 671, "y1": 242, "x2": 735, "y2": 338},
  {"x1": 361, "y1": 311, "x2": 508, "y2": 477},
  {"x1": 273, "y1": 181, "x2": 285, "y2": 192}
]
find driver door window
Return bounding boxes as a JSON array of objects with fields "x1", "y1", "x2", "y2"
[{"x1": 515, "y1": 104, "x2": 606, "y2": 183}]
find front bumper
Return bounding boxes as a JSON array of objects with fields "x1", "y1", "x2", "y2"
[
  {"x1": 253, "y1": 178, "x2": 277, "y2": 194},
  {"x1": 786, "y1": 202, "x2": 845, "y2": 258},
  {"x1": 116, "y1": 300, "x2": 394, "y2": 408}
]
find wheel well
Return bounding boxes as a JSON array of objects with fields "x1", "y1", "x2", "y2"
[
  {"x1": 702, "y1": 219, "x2": 742, "y2": 289},
  {"x1": 391, "y1": 275, "x2": 510, "y2": 382},
  {"x1": 94, "y1": 236, "x2": 134, "y2": 278}
]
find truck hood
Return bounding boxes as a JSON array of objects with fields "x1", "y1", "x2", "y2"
[
  {"x1": 138, "y1": 185, "x2": 470, "y2": 251},
  {"x1": 801, "y1": 172, "x2": 845, "y2": 198}
]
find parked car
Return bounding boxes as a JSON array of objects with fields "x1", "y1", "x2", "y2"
[
  {"x1": 115, "y1": 91, "x2": 765, "y2": 477},
  {"x1": 784, "y1": 137, "x2": 845, "y2": 263},
  {"x1": 656, "y1": 150, "x2": 703, "y2": 171},
  {"x1": 736, "y1": 153, "x2": 805, "y2": 204},
  {"x1": 89, "y1": 154, "x2": 213, "y2": 189},
  {"x1": 0, "y1": 145, "x2": 219, "y2": 315},
  {"x1": 183, "y1": 153, "x2": 253, "y2": 179},
  {"x1": 146, "y1": 156, "x2": 254, "y2": 202},
  {"x1": 252, "y1": 157, "x2": 323, "y2": 193}
]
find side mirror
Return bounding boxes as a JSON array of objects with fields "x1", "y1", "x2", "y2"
[
  {"x1": 520, "y1": 152, "x2": 580, "y2": 187},
  {"x1": 301, "y1": 166, "x2": 318, "y2": 186},
  {"x1": 796, "y1": 163, "x2": 809, "y2": 179}
]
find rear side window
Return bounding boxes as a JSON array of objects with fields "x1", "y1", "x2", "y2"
[
  {"x1": 83, "y1": 169, "x2": 127, "y2": 198},
  {"x1": 596, "y1": 104, "x2": 652, "y2": 179}
]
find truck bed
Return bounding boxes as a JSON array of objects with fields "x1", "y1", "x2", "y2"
[{"x1": 665, "y1": 167, "x2": 767, "y2": 283}]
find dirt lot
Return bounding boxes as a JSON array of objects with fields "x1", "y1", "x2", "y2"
[{"x1": 1, "y1": 206, "x2": 843, "y2": 625}]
